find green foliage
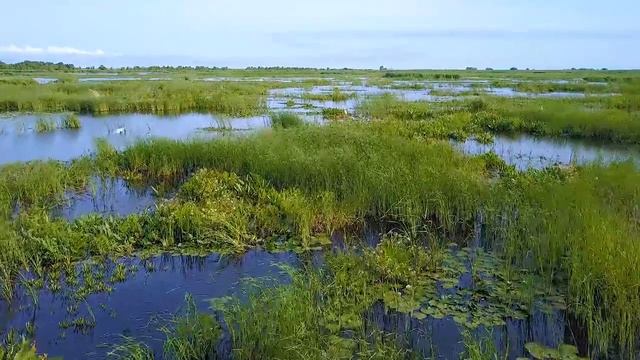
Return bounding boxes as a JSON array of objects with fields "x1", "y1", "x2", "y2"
[
  {"x1": 0, "y1": 80, "x2": 266, "y2": 116},
  {"x1": 107, "y1": 338, "x2": 154, "y2": 360},
  {"x1": 524, "y1": 343, "x2": 587, "y2": 360},
  {"x1": 357, "y1": 94, "x2": 433, "y2": 120},
  {"x1": 322, "y1": 108, "x2": 349, "y2": 120},
  {"x1": 270, "y1": 112, "x2": 304, "y2": 129},
  {"x1": 34, "y1": 116, "x2": 56, "y2": 133},
  {"x1": 0, "y1": 332, "x2": 44, "y2": 360},
  {"x1": 301, "y1": 87, "x2": 355, "y2": 102},
  {"x1": 0, "y1": 159, "x2": 92, "y2": 218},
  {"x1": 61, "y1": 113, "x2": 81, "y2": 129},
  {"x1": 162, "y1": 294, "x2": 221, "y2": 360},
  {"x1": 470, "y1": 97, "x2": 640, "y2": 143},
  {"x1": 215, "y1": 260, "x2": 410, "y2": 360}
]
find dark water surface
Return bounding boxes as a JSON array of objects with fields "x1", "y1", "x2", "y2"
[{"x1": 0, "y1": 251, "x2": 300, "y2": 359}]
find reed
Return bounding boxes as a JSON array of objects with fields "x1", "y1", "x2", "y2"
[
  {"x1": 35, "y1": 116, "x2": 56, "y2": 133},
  {"x1": 0, "y1": 80, "x2": 267, "y2": 116},
  {"x1": 61, "y1": 113, "x2": 81, "y2": 129},
  {"x1": 270, "y1": 112, "x2": 304, "y2": 129}
]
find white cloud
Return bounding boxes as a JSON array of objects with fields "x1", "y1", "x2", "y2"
[{"x1": 0, "y1": 44, "x2": 106, "y2": 56}]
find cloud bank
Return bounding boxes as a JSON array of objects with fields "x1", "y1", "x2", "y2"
[{"x1": 0, "y1": 44, "x2": 106, "y2": 56}]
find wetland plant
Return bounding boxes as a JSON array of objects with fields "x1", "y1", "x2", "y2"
[
  {"x1": 322, "y1": 108, "x2": 349, "y2": 120},
  {"x1": 161, "y1": 294, "x2": 221, "y2": 360},
  {"x1": 270, "y1": 112, "x2": 304, "y2": 129},
  {"x1": 35, "y1": 116, "x2": 56, "y2": 133},
  {"x1": 61, "y1": 113, "x2": 81, "y2": 129},
  {"x1": 301, "y1": 87, "x2": 355, "y2": 102}
]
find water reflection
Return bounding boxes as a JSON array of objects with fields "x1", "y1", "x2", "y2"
[{"x1": 458, "y1": 134, "x2": 640, "y2": 170}]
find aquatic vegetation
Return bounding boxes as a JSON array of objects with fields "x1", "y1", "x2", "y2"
[
  {"x1": 0, "y1": 159, "x2": 92, "y2": 218},
  {"x1": 301, "y1": 87, "x2": 355, "y2": 102},
  {"x1": 34, "y1": 116, "x2": 56, "y2": 133},
  {"x1": 107, "y1": 337, "x2": 154, "y2": 360},
  {"x1": 469, "y1": 97, "x2": 640, "y2": 143},
  {"x1": 213, "y1": 235, "x2": 561, "y2": 359},
  {"x1": 2, "y1": 69, "x2": 640, "y2": 357},
  {"x1": 357, "y1": 94, "x2": 435, "y2": 120},
  {"x1": 214, "y1": 260, "x2": 411, "y2": 359},
  {"x1": 490, "y1": 80, "x2": 612, "y2": 94},
  {"x1": 388, "y1": 82, "x2": 426, "y2": 90},
  {"x1": 61, "y1": 113, "x2": 81, "y2": 129},
  {"x1": 463, "y1": 332, "x2": 503, "y2": 360},
  {"x1": 0, "y1": 80, "x2": 267, "y2": 116},
  {"x1": 525, "y1": 343, "x2": 587, "y2": 360},
  {"x1": 161, "y1": 294, "x2": 221, "y2": 360},
  {"x1": 322, "y1": 107, "x2": 349, "y2": 120},
  {"x1": 0, "y1": 333, "x2": 44, "y2": 360},
  {"x1": 270, "y1": 112, "x2": 304, "y2": 129}
]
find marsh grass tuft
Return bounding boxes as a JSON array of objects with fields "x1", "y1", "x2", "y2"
[
  {"x1": 35, "y1": 116, "x2": 56, "y2": 133},
  {"x1": 270, "y1": 112, "x2": 304, "y2": 129},
  {"x1": 61, "y1": 113, "x2": 81, "y2": 129}
]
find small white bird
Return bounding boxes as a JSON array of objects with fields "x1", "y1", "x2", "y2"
[{"x1": 114, "y1": 127, "x2": 126, "y2": 135}]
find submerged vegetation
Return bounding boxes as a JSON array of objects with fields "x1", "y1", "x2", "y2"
[{"x1": 1, "y1": 67, "x2": 640, "y2": 358}]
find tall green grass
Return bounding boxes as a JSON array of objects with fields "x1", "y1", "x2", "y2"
[
  {"x1": 1, "y1": 119, "x2": 639, "y2": 355},
  {"x1": 358, "y1": 94, "x2": 640, "y2": 144},
  {"x1": 0, "y1": 80, "x2": 267, "y2": 116},
  {"x1": 301, "y1": 88, "x2": 355, "y2": 102},
  {"x1": 216, "y1": 258, "x2": 411, "y2": 359},
  {"x1": 117, "y1": 124, "x2": 640, "y2": 355},
  {"x1": 471, "y1": 97, "x2": 640, "y2": 143},
  {"x1": 35, "y1": 117, "x2": 56, "y2": 133},
  {"x1": 118, "y1": 123, "x2": 488, "y2": 234},
  {"x1": 61, "y1": 113, "x2": 81, "y2": 129},
  {"x1": 270, "y1": 112, "x2": 304, "y2": 129},
  {"x1": 0, "y1": 159, "x2": 93, "y2": 219}
]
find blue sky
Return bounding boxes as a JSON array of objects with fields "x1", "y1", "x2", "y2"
[{"x1": 1, "y1": 0, "x2": 639, "y2": 69}]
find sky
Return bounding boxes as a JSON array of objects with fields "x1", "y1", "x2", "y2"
[{"x1": 1, "y1": 0, "x2": 639, "y2": 69}]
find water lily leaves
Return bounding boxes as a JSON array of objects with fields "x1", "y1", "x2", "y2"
[
  {"x1": 411, "y1": 311, "x2": 427, "y2": 320},
  {"x1": 525, "y1": 342, "x2": 586, "y2": 360},
  {"x1": 526, "y1": 342, "x2": 560, "y2": 359}
]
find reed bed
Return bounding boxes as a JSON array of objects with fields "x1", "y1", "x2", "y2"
[{"x1": 0, "y1": 80, "x2": 267, "y2": 116}]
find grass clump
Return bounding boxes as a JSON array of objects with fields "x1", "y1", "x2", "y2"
[
  {"x1": 301, "y1": 87, "x2": 355, "y2": 102},
  {"x1": 357, "y1": 94, "x2": 434, "y2": 120},
  {"x1": 162, "y1": 294, "x2": 221, "y2": 360},
  {"x1": 61, "y1": 113, "x2": 81, "y2": 129},
  {"x1": 0, "y1": 333, "x2": 44, "y2": 360},
  {"x1": 270, "y1": 112, "x2": 304, "y2": 129},
  {"x1": 215, "y1": 259, "x2": 410, "y2": 360},
  {"x1": 469, "y1": 97, "x2": 640, "y2": 143},
  {"x1": 322, "y1": 108, "x2": 349, "y2": 120},
  {"x1": 35, "y1": 116, "x2": 56, "y2": 133}
]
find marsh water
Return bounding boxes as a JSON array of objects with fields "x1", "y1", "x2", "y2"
[
  {"x1": 1, "y1": 112, "x2": 637, "y2": 172},
  {"x1": 459, "y1": 134, "x2": 640, "y2": 170},
  {"x1": 0, "y1": 229, "x2": 578, "y2": 360},
  {"x1": 0, "y1": 113, "x2": 268, "y2": 164},
  {"x1": 1, "y1": 80, "x2": 634, "y2": 167},
  {"x1": 0, "y1": 250, "x2": 300, "y2": 359},
  {"x1": 55, "y1": 177, "x2": 157, "y2": 220}
]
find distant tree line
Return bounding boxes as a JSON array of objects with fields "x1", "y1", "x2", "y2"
[{"x1": 0, "y1": 60, "x2": 75, "y2": 70}]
